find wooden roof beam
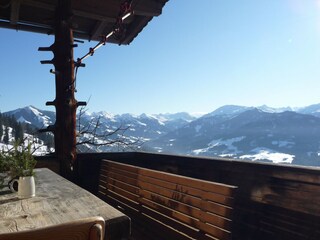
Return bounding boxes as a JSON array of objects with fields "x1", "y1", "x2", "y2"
[
  {"x1": 10, "y1": 0, "x2": 21, "y2": 25},
  {"x1": 23, "y1": 0, "x2": 115, "y2": 23},
  {"x1": 134, "y1": 0, "x2": 163, "y2": 17},
  {"x1": 23, "y1": 0, "x2": 54, "y2": 11},
  {"x1": 121, "y1": 16, "x2": 152, "y2": 45},
  {"x1": 90, "y1": 20, "x2": 109, "y2": 41},
  {"x1": 89, "y1": 0, "x2": 164, "y2": 42},
  {"x1": 73, "y1": 10, "x2": 115, "y2": 23}
]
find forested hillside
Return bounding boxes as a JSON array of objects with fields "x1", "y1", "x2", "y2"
[{"x1": 0, "y1": 112, "x2": 54, "y2": 152}]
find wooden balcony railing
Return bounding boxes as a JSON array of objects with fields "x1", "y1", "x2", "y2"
[{"x1": 36, "y1": 152, "x2": 320, "y2": 240}]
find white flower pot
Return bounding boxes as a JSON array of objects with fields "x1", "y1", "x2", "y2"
[
  {"x1": 18, "y1": 176, "x2": 36, "y2": 199},
  {"x1": 10, "y1": 176, "x2": 36, "y2": 199}
]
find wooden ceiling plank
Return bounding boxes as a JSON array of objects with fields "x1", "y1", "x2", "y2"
[
  {"x1": 10, "y1": 0, "x2": 21, "y2": 25},
  {"x1": 1, "y1": 0, "x2": 169, "y2": 43},
  {"x1": 121, "y1": 16, "x2": 152, "y2": 45},
  {"x1": 134, "y1": 0, "x2": 162, "y2": 17},
  {"x1": 22, "y1": 0, "x2": 115, "y2": 23},
  {"x1": 0, "y1": 20, "x2": 52, "y2": 34},
  {"x1": 90, "y1": 20, "x2": 109, "y2": 40},
  {"x1": 73, "y1": 9, "x2": 115, "y2": 23},
  {"x1": 23, "y1": 0, "x2": 55, "y2": 11},
  {"x1": 133, "y1": 9, "x2": 161, "y2": 17}
]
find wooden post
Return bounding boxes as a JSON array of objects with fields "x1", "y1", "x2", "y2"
[{"x1": 52, "y1": 0, "x2": 77, "y2": 180}]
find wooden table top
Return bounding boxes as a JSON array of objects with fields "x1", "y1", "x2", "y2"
[{"x1": 0, "y1": 168, "x2": 130, "y2": 240}]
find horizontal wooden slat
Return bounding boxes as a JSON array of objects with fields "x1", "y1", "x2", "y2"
[
  {"x1": 100, "y1": 187, "x2": 214, "y2": 240},
  {"x1": 260, "y1": 221, "x2": 309, "y2": 240},
  {"x1": 102, "y1": 167, "x2": 229, "y2": 205},
  {"x1": 99, "y1": 188, "x2": 140, "y2": 212},
  {"x1": 139, "y1": 189, "x2": 232, "y2": 230},
  {"x1": 258, "y1": 206, "x2": 318, "y2": 239},
  {"x1": 140, "y1": 183, "x2": 233, "y2": 218},
  {"x1": 101, "y1": 171, "x2": 231, "y2": 230},
  {"x1": 141, "y1": 205, "x2": 206, "y2": 240},
  {"x1": 101, "y1": 182, "x2": 140, "y2": 203},
  {"x1": 139, "y1": 198, "x2": 231, "y2": 240},
  {"x1": 101, "y1": 163, "x2": 235, "y2": 206},
  {"x1": 101, "y1": 174, "x2": 140, "y2": 195},
  {"x1": 101, "y1": 160, "x2": 237, "y2": 196},
  {"x1": 100, "y1": 160, "x2": 237, "y2": 240},
  {"x1": 100, "y1": 168, "x2": 233, "y2": 218}
]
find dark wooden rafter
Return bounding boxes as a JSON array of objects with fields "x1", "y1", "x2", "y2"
[
  {"x1": 90, "y1": 20, "x2": 109, "y2": 41},
  {"x1": 9, "y1": 0, "x2": 20, "y2": 25},
  {"x1": 133, "y1": 0, "x2": 163, "y2": 17},
  {"x1": 22, "y1": 0, "x2": 115, "y2": 23},
  {"x1": 120, "y1": 15, "x2": 151, "y2": 45},
  {"x1": 2, "y1": 0, "x2": 167, "y2": 42},
  {"x1": 17, "y1": 0, "x2": 54, "y2": 11},
  {"x1": 89, "y1": 0, "x2": 163, "y2": 40}
]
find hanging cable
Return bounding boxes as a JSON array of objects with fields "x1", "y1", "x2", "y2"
[
  {"x1": 75, "y1": 0, "x2": 133, "y2": 68},
  {"x1": 72, "y1": 0, "x2": 134, "y2": 92}
]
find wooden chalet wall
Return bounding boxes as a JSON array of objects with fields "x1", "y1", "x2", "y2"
[{"x1": 76, "y1": 152, "x2": 320, "y2": 240}]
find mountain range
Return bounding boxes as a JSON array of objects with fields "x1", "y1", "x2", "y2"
[{"x1": 3, "y1": 104, "x2": 320, "y2": 167}]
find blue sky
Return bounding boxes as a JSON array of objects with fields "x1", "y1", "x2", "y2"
[{"x1": 1, "y1": 0, "x2": 320, "y2": 114}]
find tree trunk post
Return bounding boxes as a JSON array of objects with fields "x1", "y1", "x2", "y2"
[{"x1": 53, "y1": 0, "x2": 77, "y2": 180}]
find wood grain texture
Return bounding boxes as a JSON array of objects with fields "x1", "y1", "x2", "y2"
[
  {"x1": 61, "y1": 152, "x2": 320, "y2": 240},
  {"x1": 0, "y1": 216, "x2": 105, "y2": 240},
  {"x1": 99, "y1": 160, "x2": 237, "y2": 240},
  {"x1": 0, "y1": 168, "x2": 130, "y2": 240}
]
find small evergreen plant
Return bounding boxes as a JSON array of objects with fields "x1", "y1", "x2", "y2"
[
  {"x1": 0, "y1": 151, "x2": 7, "y2": 189},
  {"x1": 6, "y1": 141, "x2": 37, "y2": 178}
]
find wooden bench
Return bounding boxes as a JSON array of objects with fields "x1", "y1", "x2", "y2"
[{"x1": 98, "y1": 160, "x2": 237, "y2": 240}]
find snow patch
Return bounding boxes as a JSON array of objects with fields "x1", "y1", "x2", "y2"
[
  {"x1": 219, "y1": 153, "x2": 236, "y2": 157},
  {"x1": 137, "y1": 121, "x2": 147, "y2": 126},
  {"x1": 209, "y1": 136, "x2": 245, "y2": 152},
  {"x1": 193, "y1": 148, "x2": 207, "y2": 155},
  {"x1": 17, "y1": 116, "x2": 31, "y2": 125},
  {"x1": 193, "y1": 136, "x2": 245, "y2": 155},
  {"x1": 240, "y1": 148, "x2": 294, "y2": 164}
]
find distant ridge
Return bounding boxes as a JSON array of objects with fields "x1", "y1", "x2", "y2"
[
  {"x1": 4, "y1": 103, "x2": 320, "y2": 167},
  {"x1": 4, "y1": 105, "x2": 55, "y2": 129}
]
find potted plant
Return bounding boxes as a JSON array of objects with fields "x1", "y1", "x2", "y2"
[{"x1": 6, "y1": 141, "x2": 37, "y2": 198}]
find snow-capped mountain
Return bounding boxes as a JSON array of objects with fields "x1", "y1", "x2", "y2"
[
  {"x1": 77, "y1": 110, "x2": 195, "y2": 141},
  {"x1": 204, "y1": 104, "x2": 293, "y2": 117},
  {"x1": 202, "y1": 105, "x2": 252, "y2": 118},
  {"x1": 4, "y1": 106, "x2": 55, "y2": 129},
  {"x1": 296, "y1": 103, "x2": 320, "y2": 117},
  {"x1": 146, "y1": 108, "x2": 320, "y2": 166},
  {"x1": 4, "y1": 104, "x2": 320, "y2": 167},
  {"x1": 256, "y1": 105, "x2": 293, "y2": 113},
  {"x1": 3, "y1": 106, "x2": 195, "y2": 152},
  {"x1": 0, "y1": 116, "x2": 52, "y2": 156},
  {"x1": 4, "y1": 106, "x2": 194, "y2": 134}
]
